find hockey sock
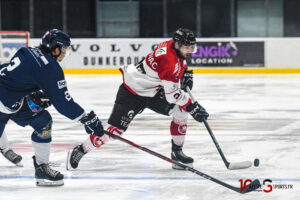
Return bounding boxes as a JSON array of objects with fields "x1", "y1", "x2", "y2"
[
  {"x1": 83, "y1": 125, "x2": 124, "y2": 151},
  {"x1": 170, "y1": 118, "x2": 187, "y2": 146},
  {"x1": 32, "y1": 141, "x2": 50, "y2": 165},
  {"x1": 0, "y1": 131, "x2": 9, "y2": 149}
]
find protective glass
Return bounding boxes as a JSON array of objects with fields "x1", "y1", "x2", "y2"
[
  {"x1": 61, "y1": 46, "x2": 72, "y2": 57},
  {"x1": 180, "y1": 44, "x2": 197, "y2": 54}
]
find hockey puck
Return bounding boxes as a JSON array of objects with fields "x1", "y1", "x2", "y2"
[{"x1": 254, "y1": 159, "x2": 259, "y2": 167}]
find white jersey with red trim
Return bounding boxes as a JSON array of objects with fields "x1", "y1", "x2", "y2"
[{"x1": 120, "y1": 39, "x2": 191, "y2": 108}]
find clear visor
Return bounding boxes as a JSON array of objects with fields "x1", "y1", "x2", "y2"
[
  {"x1": 180, "y1": 44, "x2": 197, "y2": 54},
  {"x1": 61, "y1": 46, "x2": 72, "y2": 57}
]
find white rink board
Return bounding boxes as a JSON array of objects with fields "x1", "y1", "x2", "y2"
[
  {"x1": 30, "y1": 38, "x2": 166, "y2": 69},
  {"x1": 29, "y1": 37, "x2": 300, "y2": 69},
  {"x1": 0, "y1": 74, "x2": 300, "y2": 200}
]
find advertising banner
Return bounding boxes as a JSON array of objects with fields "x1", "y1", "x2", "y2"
[
  {"x1": 31, "y1": 38, "x2": 165, "y2": 69},
  {"x1": 188, "y1": 41, "x2": 265, "y2": 67},
  {"x1": 0, "y1": 39, "x2": 27, "y2": 64},
  {"x1": 31, "y1": 39, "x2": 266, "y2": 69}
]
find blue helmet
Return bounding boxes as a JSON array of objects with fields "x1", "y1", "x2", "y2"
[{"x1": 41, "y1": 29, "x2": 71, "y2": 52}]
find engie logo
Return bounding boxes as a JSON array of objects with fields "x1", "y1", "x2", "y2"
[
  {"x1": 187, "y1": 41, "x2": 264, "y2": 67},
  {"x1": 239, "y1": 179, "x2": 293, "y2": 193},
  {"x1": 192, "y1": 42, "x2": 238, "y2": 58}
]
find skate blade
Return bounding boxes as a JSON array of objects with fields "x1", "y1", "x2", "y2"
[
  {"x1": 66, "y1": 150, "x2": 74, "y2": 171},
  {"x1": 15, "y1": 162, "x2": 23, "y2": 167},
  {"x1": 36, "y1": 179, "x2": 64, "y2": 187},
  {"x1": 172, "y1": 163, "x2": 193, "y2": 170}
]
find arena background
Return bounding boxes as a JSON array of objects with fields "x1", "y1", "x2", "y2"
[
  {"x1": 1, "y1": 0, "x2": 300, "y2": 73},
  {"x1": 1, "y1": 1, "x2": 300, "y2": 200}
]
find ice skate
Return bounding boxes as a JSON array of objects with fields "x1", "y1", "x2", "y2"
[
  {"x1": 33, "y1": 156, "x2": 64, "y2": 186},
  {"x1": 1, "y1": 148, "x2": 23, "y2": 167},
  {"x1": 171, "y1": 140, "x2": 194, "y2": 170},
  {"x1": 66, "y1": 144, "x2": 87, "y2": 170}
]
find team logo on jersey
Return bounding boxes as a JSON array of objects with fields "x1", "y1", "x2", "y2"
[
  {"x1": 178, "y1": 124, "x2": 187, "y2": 134},
  {"x1": 57, "y1": 80, "x2": 67, "y2": 89},
  {"x1": 127, "y1": 110, "x2": 135, "y2": 119},
  {"x1": 147, "y1": 52, "x2": 158, "y2": 70},
  {"x1": 155, "y1": 47, "x2": 167, "y2": 57}
]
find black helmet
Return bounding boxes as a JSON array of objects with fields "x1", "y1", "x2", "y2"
[
  {"x1": 42, "y1": 29, "x2": 71, "y2": 51},
  {"x1": 173, "y1": 28, "x2": 196, "y2": 46}
]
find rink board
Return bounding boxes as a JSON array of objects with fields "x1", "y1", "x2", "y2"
[{"x1": 26, "y1": 38, "x2": 300, "y2": 73}]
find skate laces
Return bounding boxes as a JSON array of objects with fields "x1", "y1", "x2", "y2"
[
  {"x1": 2, "y1": 149, "x2": 18, "y2": 161},
  {"x1": 73, "y1": 147, "x2": 85, "y2": 163},
  {"x1": 43, "y1": 164, "x2": 59, "y2": 177}
]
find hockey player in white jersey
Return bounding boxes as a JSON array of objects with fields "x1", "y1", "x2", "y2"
[{"x1": 68, "y1": 28, "x2": 209, "y2": 170}]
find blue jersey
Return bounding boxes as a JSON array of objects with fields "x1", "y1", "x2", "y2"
[{"x1": 0, "y1": 47, "x2": 84, "y2": 120}]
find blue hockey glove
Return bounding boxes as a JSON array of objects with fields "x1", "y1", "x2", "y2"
[{"x1": 79, "y1": 111, "x2": 104, "y2": 137}]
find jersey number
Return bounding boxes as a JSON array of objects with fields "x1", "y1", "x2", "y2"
[
  {"x1": 0, "y1": 57, "x2": 21, "y2": 76},
  {"x1": 64, "y1": 91, "x2": 72, "y2": 101},
  {"x1": 173, "y1": 91, "x2": 181, "y2": 99}
]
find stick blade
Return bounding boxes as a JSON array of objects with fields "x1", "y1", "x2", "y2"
[
  {"x1": 228, "y1": 161, "x2": 252, "y2": 170},
  {"x1": 241, "y1": 179, "x2": 261, "y2": 193}
]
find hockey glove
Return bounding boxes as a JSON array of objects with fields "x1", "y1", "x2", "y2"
[
  {"x1": 186, "y1": 101, "x2": 209, "y2": 123},
  {"x1": 180, "y1": 69, "x2": 193, "y2": 92},
  {"x1": 80, "y1": 111, "x2": 104, "y2": 137},
  {"x1": 27, "y1": 91, "x2": 51, "y2": 112}
]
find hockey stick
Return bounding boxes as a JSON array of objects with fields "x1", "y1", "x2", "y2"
[
  {"x1": 104, "y1": 130, "x2": 260, "y2": 193},
  {"x1": 186, "y1": 87, "x2": 252, "y2": 170}
]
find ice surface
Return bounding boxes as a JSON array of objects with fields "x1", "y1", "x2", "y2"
[{"x1": 1, "y1": 74, "x2": 300, "y2": 200}]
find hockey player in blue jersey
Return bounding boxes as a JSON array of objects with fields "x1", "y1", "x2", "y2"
[{"x1": 0, "y1": 29, "x2": 104, "y2": 186}]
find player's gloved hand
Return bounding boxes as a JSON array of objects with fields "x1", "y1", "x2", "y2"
[
  {"x1": 180, "y1": 69, "x2": 193, "y2": 92},
  {"x1": 80, "y1": 111, "x2": 104, "y2": 137},
  {"x1": 27, "y1": 91, "x2": 51, "y2": 112},
  {"x1": 28, "y1": 91, "x2": 51, "y2": 108},
  {"x1": 186, "y1": 101, "x2": 209, "y2": 123}
]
